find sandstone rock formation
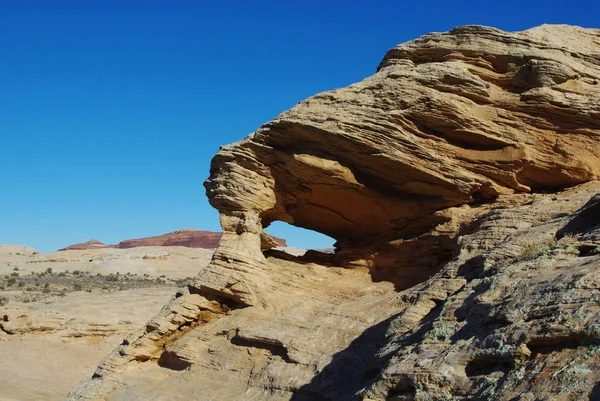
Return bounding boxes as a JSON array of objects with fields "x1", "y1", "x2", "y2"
[
  {"x1": 59, "y1": 239, "x2": 107, "y2": 251},
  {"x1": 69, "y1": 24, "x2": 600, "y2": 400},
  {"x1": 114, "y1": 229, "x2": 224, "y2": 249},
  {"x1": 58, "y1": 229, "x2": 287, "y2": 252}
]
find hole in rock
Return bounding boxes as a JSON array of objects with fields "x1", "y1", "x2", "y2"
[
  {"x1": 265, "y1": 221, "x2": 336, "y2": 254},
  {"x1": 263, "y1": 216, "x2": 460, "y2": 291},
  {"x1": 465, "y1": 356, "x2": 512, "y2": 377},
  {"x1": 230, "y1": 335, "x2": 292, "y2": 363},
  {"x1": 577, "y1": 244, "x2": 600, "y2": 257},
  {"x1": 157, "y1": 350, "x2": 192, "y2": 371}
]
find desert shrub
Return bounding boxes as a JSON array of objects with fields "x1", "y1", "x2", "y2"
[
  {"x1": 17, "y1": 281, "x2": 25, "y2": 287},
  {"x1": 0, "y1": 296, "x2": 8, "y2": 306},
  {"x1": 46, "y1": 267, "x2": 53, "y2": 274},
  {"x1": 106, "y1": 274, "x2": 118, "y2": 282},
  {"x1": 7, "y1": 278, "x2": 16, "y2": 286},
  {"x1": 13, "y1": 267, "x2": 19, "y2": 271},
  {"x1": 58, "y1": 272, "x2": 66, "y2": 277},
  {"x1": 175, "y1": 277, "x2": 192, "y2": 286},
  {"x1": 73, "y1": 283, "x2": 82, "y2": 291},
  {"x1": 516, "y1": 237, "x2": 555, "y2": 262}
]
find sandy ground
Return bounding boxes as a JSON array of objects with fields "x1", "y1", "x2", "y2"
[{"x1": 0, "y1": 245, "x2": 213, "y2": 401}]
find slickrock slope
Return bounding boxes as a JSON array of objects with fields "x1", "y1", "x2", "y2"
[
  {"x1": 0, "y1": 246, "x2": 215, "y2": 400},
  {"x1": 70, "y1": 25, "x2": 600, "y2": 400},
  {"x1": 0, "y1": 288, "x2": 174, "y2": 400}
]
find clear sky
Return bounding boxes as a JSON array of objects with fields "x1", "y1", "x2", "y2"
[{"x1": 1, "y1": 1, "x2": 598, "y2": 252}]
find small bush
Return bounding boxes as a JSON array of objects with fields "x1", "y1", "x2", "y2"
[{"x1": 0, "y1": 296, "x2": 8, "y2": 306}]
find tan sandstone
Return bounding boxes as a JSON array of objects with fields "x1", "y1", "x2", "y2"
[{"x1": 68, "y1": 25, "x2": 600, "y2": 400}]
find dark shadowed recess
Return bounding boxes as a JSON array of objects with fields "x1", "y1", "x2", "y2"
[{"x1": 557, "y1": 193, "x2": 600, "y2": 240}]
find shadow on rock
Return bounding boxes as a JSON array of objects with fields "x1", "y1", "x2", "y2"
[
  {"x1": 290, "y1": 315, "x2": 397, "y2": 401},
  {"x1": 590, "y1": 381, "x2": 600, "y2": 401},
  {"x1": 557, "y1": 193, "x2": 600, "y2": 239}
]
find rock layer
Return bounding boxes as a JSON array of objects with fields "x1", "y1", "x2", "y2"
[
  {"x1": 58, "y1": 229, "x2": 287, "y2": 252},
  {"x1": 59, "y1": 239, "x2": 107, "y2": 251},
  {"x1": 69, "y1": 25, "x2": 600, "y2": 400},
  {"x1": 204, "y1": 24, "x2": 600, "y2": 298}
]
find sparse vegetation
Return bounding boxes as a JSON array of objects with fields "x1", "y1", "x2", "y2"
[{"x1": 0, "y1": 268, "x2": 180, "y2": 299}]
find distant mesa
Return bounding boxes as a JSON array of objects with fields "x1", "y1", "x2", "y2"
[{"x1": 58, "y1": 229, "x2": 287, "y2": 251}]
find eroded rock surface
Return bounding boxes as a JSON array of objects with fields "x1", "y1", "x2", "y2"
[
  {"x1": 70, "y1": 25, "x2": 600, "y2": 400},
  {"x1": 0, "y1": 246, "x2": 216, "y2": 400}
]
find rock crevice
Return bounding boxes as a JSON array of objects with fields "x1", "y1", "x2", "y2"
[{"x1": 69, "y1": 24, "x2": 600, "y2": 401}]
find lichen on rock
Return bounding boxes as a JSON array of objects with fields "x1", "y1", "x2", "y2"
[{"x1": 69, "y1": 24, "x2": 600, "y2": 401}]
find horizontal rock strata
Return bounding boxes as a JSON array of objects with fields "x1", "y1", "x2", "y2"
[
  {"x1": 58, "y1": 229, "x2": 287, "y2": 252},
  {"x1": 69, "y1": 24, "x2": 600, "y2": 400}
]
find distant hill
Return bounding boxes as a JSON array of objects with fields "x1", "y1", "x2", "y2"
[
  {"x1": 59, "y1": 229, "x2": 287, "y2": 251},
  {"x1": 59, "y1": 239, "x2": 107, "y2": 251}
]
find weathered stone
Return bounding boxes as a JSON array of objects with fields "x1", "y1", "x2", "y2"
[{"x1": 68, "y1": 24, "x2": 600, "y2": 401}]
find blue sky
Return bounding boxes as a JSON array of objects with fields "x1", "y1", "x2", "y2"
[{"x1": 1, "y1": 1, "x2": 598, "y2": 252}]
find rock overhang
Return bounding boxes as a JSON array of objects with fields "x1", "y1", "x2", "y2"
[
  {"x1": 204, "y1": 24, "x2": 600, "y2": 280},
  {"x1": 69, "y1": 24, "x2": 600, "y2": 401}
]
